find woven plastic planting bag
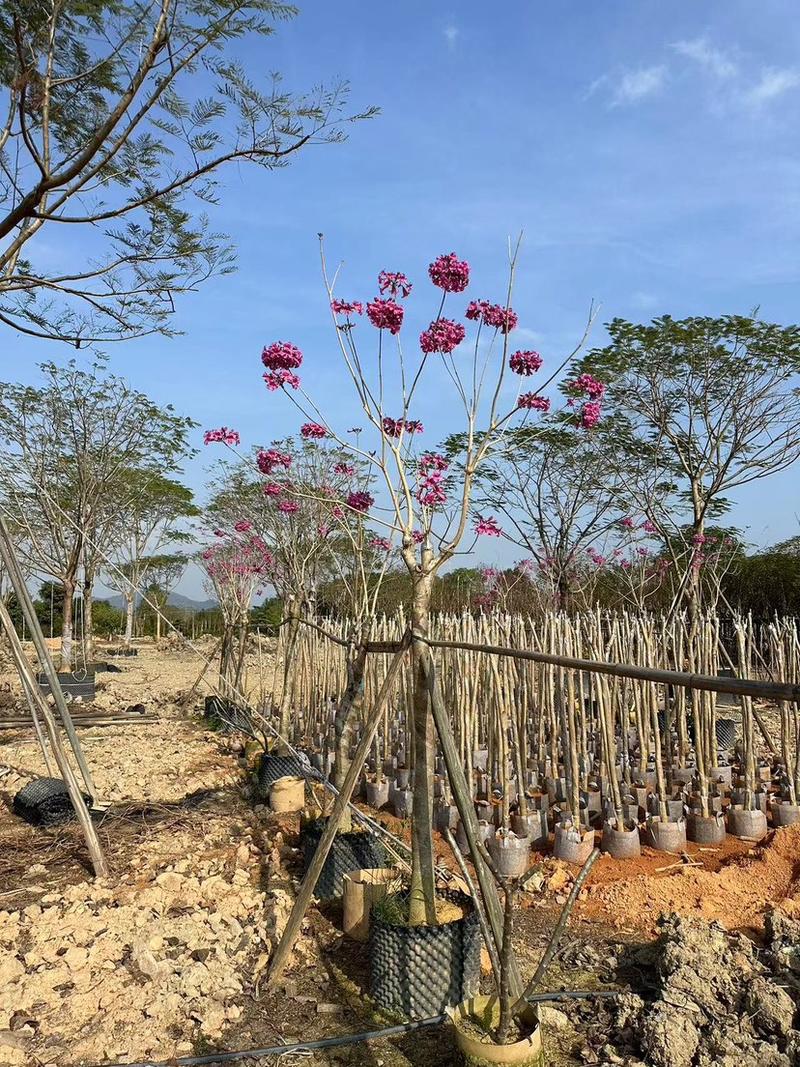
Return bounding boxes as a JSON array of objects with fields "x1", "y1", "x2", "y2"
[
  {"x1": 369, "y1": 890, "x2": 481, "y2": 1018},
  {"x1": 300, "y1": 817, "x2": 387, "y2": 899},
  {"x1": 13, "y1": 778, "x2": 91, "y2": 827}
]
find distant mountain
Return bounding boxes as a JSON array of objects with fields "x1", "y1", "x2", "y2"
[{"x1": 103, "y1": 592, "x2": 218, "y2": 612}]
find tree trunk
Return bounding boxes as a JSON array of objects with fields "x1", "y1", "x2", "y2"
[
  {"x1": 82, "y1": 570, "x2": 94, "y2": 664},
  {"x1": 278, "y1": 598, "x2": 301, "y2": 741},
  {"x1": 124, "y1": 592, "x2": 135, "y2": 646},
  {"x1": 60, "y1": 576, "x2": 75, "y2": 670},
  {"x1": 333, "y1": 639, "x2": 368, "y2": 790},
  {"x1": 409, "y1": 570, "x2": 437, "y2": 926}
]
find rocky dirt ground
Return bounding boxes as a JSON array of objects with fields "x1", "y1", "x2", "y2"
[{"x1": 0, "y1": 642, "x2": 799, "y2": 1066}]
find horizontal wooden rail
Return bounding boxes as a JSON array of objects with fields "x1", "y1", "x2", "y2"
[
  {"x1": 290, "y1": 616, "x2": 800, "y2": 702},
  {"x1": 419, "y1": 635, "x2": 800, "y2": 703}
]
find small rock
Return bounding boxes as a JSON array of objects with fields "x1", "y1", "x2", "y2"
[
  {"x1": 317, "y1": 1003, "x2": 342, "y2": 1014},
  {"x1": 538, "y1": 1005, "x2": 571, "y2": 1030}
]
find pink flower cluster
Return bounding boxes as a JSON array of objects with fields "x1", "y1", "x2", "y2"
[
  {"x1": 382, "y1": 417, "x2": 425, "y2": 437},
  {"x1": 428, "y1": 253, "x2": 470, "y2": 293},
  {"x1": 378, "y1": 271, "x2": 413, "y2": 299},
  {"x1": 262, "y1": 341, "x2": 303, "y2": 371},
  {"x1": 509, "y1": 350, "x2": 542, "y2": 376},
  {"x1": 518, "y1": 393, "x2": 550, "y2": 412},
  {"x1": 233, "y1": 520, "x2": 252, "y2": 533},
  {"x1": 474, "y1": 515, "x2": 503, "y2": 537},
  {"x1": 568, "y1": 373, "x2": 605, "y2": 401},
  {"x1": 300, "y1": 422, "x2": 327, "y2": 439},
  {"x1": 203, "y1": 535, "x2": 274, "y2": 583},
  {"x1": 263, "y1": 369, "x2": 301, "y2": 391},
  {"x1": 203, "y1": 427, "x2": 240, "y2": 446},
  {"x1": 466, "y1": 301, "x2": 518, "y2": 333},
  {"x1": 369, "y1": 536, "x2": 392, "y2": 551},
  {"x1": 277, "y1": 500, "x2": 300, "y2": 515},
  {"x1": 417, "y1": 452, "x2": 449, "y2": 508},
  {"x1": 262, "y1": 342, "x2": 303, "y2": 389},
  {"x1": 257, "y1": 448, "x2": 292, "y2": 475},
  {"x1": 334, "y1": 462, "x2": 355, "y2": 476},
  {"x1": 262, "y1": 482, "x2": 283, "y2": 496},
  {"x1": 420, "y1": 318, "x2": 465, "y2": 354},
  {"x1": 346, "y1": 490, "x2": 374, "y2": 513},
  {"x1": 580, "y1": 401, "x2": 601, "y2": 429},
  {"x1": 367, "y1": 298, "x2": 404, "y2": 334},
  {"x1": 331, "y1": 299, "x2": 364, "y2": 316},
  {"x1": 586, "y1": 547, "x2": 606, "y2": 567}
]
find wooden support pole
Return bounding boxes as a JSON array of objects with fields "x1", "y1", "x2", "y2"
[
  {"x1": 419, "y1": 644, "x2": 522, "y2": 998},
  {"x1": 0, "y1": 597, "x2": 109, "y2": 877},
  {"x1": 267, "y1": 633, "x2": 411, "y2": 987},
  {"x1": 19, "y1": 668, "x2": 54, "y2": 775},
  {"x1": 0, "y1": 516, "x2": 97, "y2": 798}
]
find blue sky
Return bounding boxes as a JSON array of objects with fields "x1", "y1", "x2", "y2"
[{"x1": 5, "y1": 0, "x2": 800, "y2": 596}]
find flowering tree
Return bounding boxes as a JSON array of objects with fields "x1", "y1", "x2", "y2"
[
  {"x1": 250, "y1": 243, "x2": 598, "y2": 924},
  {"x1": 573, "y1": 315, "x2": 800, "y2": 617},
  {"x1": 199, "y1": 531, "x2": 273, "y2": 701},
  {"x1": 204, "y1": 432, "x2": 393, "y2": 752},
  {"x1": 462, "y1": 417, "x2": 636, "y2": 611}
]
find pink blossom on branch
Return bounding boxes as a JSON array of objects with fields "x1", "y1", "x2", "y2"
[
  {"x1": 378, "y1": 271, "x2": 413, "y2": 299},
  {"x1": 419, "y1": 452, "x2": 449, "y2": 473},
  {"x1": 262, "y1": 482, "x2": 283, "y2": 497},
  {"x1": 417, "y1": 471, "x2": 447, "y2": 508},
  {"x1": 428, "y1": 252, "x2": 470, "y2": 293},
  {"x1": 263, "y1": 369, "x2": 301, "y2": 391},
  {"x1": 300, "y1": 422, "x2": 327, "y2": 439},
  {"x1": 277, "y1": 500, "x2": 300, "y2": 514},
  {"x1": 579, "y1": 401, "x2": 601, "y2": 429},
  {"x1": 367, "y1": 298, "x2": 404, "y2": 334},
  {"x1": 262, "y1": 341, "x2": 303, "y2": 371},
  {"x1": 419, "y1": 318, "x2": 466, "y2": 354},
  {"x1": 474, "y1": 515, "x2": 503, "y2": 537},
  {"x1": 346, "y1": 490, "x2": 374, "y2": 513},
  {"x1": 233, "y1": 520, "x2": 252, "y2": 533},
  {"x1": 509, "y1": 350, "x2": 542, "y2": 376},
  {"x1": 382, "y1": 417, "x2": 425, "y2": 437},
  {"x1": 466, "y1": 301, "x2": 518, "y2": 333},
  {"x1": 331, "y1": 299, "x2": 364, "y2": 316},
  {"x1": 334, "y1": 462, "x2": 355, "y2": 476},
  {"x1": 256, "y1": 448, "x2": 292, "y2": 475},
  {"x1": 568, "y1": 372, "x2": 605, "y2": 401},
  {"x1": 518, "y1": 393, "x2": 550, "y2": 412},
  {"x1": 369, "y1": 536, "x2": 392, "y2": 551},
  {"x1": 203, "y1": 427, "x2": 240, "y2": 446}
]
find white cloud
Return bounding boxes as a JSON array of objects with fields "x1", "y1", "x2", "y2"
[
  {"x1": 672, "y1": 36, "x2": 737, "y2": 79},
  {"x1": 744, "y1": 68, "x2": 800, "y2": 106},
  {"x1": 610, "y1": 65, "x2": 667, "y2": 106},
  {"x1": 443, "y1": 24, "x2": 459, "y2": 49},
  {"x1": 631, "y1": 290, "x2": 659, "y2": 311}
]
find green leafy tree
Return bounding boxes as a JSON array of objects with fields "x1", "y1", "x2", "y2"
[
  {"x1": 140, "y1": 553, "x2": 187, "y2": 638},
  {"x1": 0, "y1": 358, "x2": 195, "y2": 666},
  {"x1": 0, "y1": 0, "x2": 376, "y2": 344},
  {"x1": 573, "y1": 316, "x2": 800, "y2": 615},
  {"x1": 103, "y1": 471, "x2": 198, "y2": 645}
]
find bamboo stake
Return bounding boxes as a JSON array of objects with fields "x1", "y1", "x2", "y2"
[
  {"x1": 267, "y1": 633, "x2": 411, "y2": 986},
  {"x1": 0, "y1": 597, "x2": 109, "y2": 877}
]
